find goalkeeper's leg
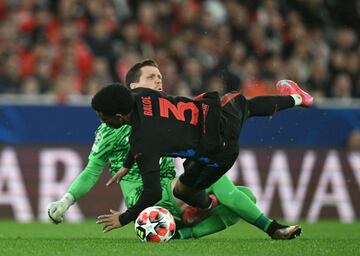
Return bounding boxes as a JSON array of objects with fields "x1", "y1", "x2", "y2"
[
  {"x1": 177, "y1": 205, "x2": 240, "y2": 239},
  {"x1": 208, "y1": 175, "x2": 302, "y2": 239},
  {"x1": 207, "y1": 175, "x2": 272, "y2": 233},
  {"x1": 172, "y1": 176, "x2": 301, "y2": 239}
]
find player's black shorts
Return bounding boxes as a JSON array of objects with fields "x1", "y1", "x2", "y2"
[{"x1": 179, "y1": 92, "x2": 248, "y2": 189}]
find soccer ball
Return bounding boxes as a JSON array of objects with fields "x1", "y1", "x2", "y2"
[{"x1": 134, "y1": 206, "x2": 176, "y2": 242}]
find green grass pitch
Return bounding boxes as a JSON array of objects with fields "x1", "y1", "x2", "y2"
[{"x1": 0, "y1": 220, "x2": 359, "y2": 256}]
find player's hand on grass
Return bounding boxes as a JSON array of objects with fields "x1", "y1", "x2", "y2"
[
  {"x1": 47, "y1": 193, "x2": 75, "y2": 224},
  {"x1": 106, "y1": 167, "x2": 130, "y2": 186},
  {"x1": 96, "y1": 209, "x2": 123, "y2": 233}
]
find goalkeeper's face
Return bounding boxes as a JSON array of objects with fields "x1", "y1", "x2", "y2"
[
  {"x1": 130, "y1": 66, "x2": 163, "y2": 91},
  {"x1": 96, "y1": 111, "x2": 127, "y2": 129}
]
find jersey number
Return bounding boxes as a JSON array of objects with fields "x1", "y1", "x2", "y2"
[{"x1": 159, "y1": 98, "x2": 199, "y2": 125}]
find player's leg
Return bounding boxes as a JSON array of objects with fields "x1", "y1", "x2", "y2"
[
  {"x1": 222, "y1": 91, "x2": 298, "y2": 120},
  {"x1": 173, "y1": 159, "x2": 215, "y2": 209},
  {"x1": 174, "y1": 145, "x2": 238, "y2": 225},
  {"x1": 222, "y1": 80, "x2": 313, "y2": 119},
  {"x1": 247, "y1": 95, "x2": 298, "y2": 117},
  {"x1": 176, "y1": 179, "x2": 272, "y2": 240},
  {"x1": 176, "y1": 205, "x2": 240, "y2": 239},
  {"x1": 207, "y1": 175, "x2": 272, "y2": 233},
  {"x1": 235, "y1": 186, "x2": 256, "y2": 203},
  {"x1": 206, "y1": 183, "x2": 256, "y2": 203},
  {"x1": 170, "y1": 176, "x2": 300, "y2": 240},
  {"x1": 209, "y1": 176, "x2": 301, "y2": 239},
  {"x1": 178, "y1": 203, "x2": 301, "y2": 240},
  {"x1": 275, "y1": 80, "x2": 313, "y2": 106}
]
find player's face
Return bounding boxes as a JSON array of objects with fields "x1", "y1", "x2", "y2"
[
  {"x1": 96, "y1": 111, "x2": 125, "y2": 129},
  {"x1": 131, "y1": 66, "x2": 163, "y2": 91}
]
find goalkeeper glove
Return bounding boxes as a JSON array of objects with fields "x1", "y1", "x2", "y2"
[{"x1": 47, "y1": 193, "x2": 75, "y2": 224}]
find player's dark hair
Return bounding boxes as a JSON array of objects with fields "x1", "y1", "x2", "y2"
[
  {"x1": 91, "y1": 83, "x2": 134, "y2": 115},
  {"x1": 125, "y1": 59, "x2": 158, "y2": 87}
]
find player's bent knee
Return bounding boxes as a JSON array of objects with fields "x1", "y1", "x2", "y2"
[{"x1": 236, "y1": 186, "x2": 256, "y2": 203}]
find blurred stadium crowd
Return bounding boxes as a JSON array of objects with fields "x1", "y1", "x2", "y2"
[{"x1": 0, "y1": 0, "x2": 358, "y2": 103}]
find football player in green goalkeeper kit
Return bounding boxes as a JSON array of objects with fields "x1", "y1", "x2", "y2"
[{"x1": 47, "y1": 59, "x2": 302, "y2": 240}]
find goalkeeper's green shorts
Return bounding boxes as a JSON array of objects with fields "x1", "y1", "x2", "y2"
[{"x1": 119, "y1": 178, "x2": 183, "y2": 221}]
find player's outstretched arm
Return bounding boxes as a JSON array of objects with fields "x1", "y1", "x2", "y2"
[{"x1": 47, "y1": 159, "x2": 105, "y2": 224}]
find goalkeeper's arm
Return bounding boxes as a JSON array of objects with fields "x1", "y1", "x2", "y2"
[{"x1": 47, "y1": 159, "x2": 105, "y2": 224}]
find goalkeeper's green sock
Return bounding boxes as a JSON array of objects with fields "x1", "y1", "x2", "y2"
[
  {"x1": 208, "y1": 175, "x2": 272, "y2": 232},
  {"x1": 254, "y1": 214, "x2": 272, "y2": 232}
]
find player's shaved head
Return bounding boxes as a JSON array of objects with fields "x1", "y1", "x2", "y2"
[{"x1": 91, "y1": 83, "x2": 134, "y2": 115}]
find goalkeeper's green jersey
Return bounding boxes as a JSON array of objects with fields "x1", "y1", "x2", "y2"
[
  {"x1": 68, "y1": 123, "x2": 180, "y2": 218},
  {"x1": 89, "y1": 123, "x2": 176, "y2": 182}
]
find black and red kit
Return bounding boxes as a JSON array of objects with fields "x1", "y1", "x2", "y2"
[{"x1": 119, "y1": 87, "x2": 295, "y2": 225}]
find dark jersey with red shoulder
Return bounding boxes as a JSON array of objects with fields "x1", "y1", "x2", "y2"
[{"x1": 119, "y1": 87, "x2": 223, "y2": 225}]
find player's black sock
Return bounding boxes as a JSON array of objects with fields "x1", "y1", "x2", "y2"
[
  {"x1": 266, "y1": 220, "x2": 289, "y2": 237},
  {"x1": 248, "y1": 96, "x2": 295, "y2": 116}
]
